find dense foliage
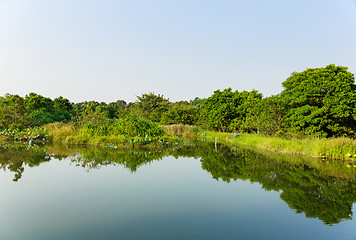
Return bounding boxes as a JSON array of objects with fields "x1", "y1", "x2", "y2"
[
  {"x1": 199, "y1": 88, "x2": 262, "y2": 132},
  {"x1": 0, "y1": 64, "x2": 355, "y2": 138},
  {"x1": 281, "y1": 64, "x2": 356, "y2": 137}
]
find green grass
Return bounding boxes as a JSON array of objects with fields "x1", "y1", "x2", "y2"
[
  {"x1": 201, "y1": 131, "x2": 356, "y2": 161},
  {"x1": 43, "y1": 116, "x2": 185, "y2": 148},
  {"x1": 3, "y1": 120, "x2": 356, "y2": 161},
  {"x1": 161, "y1": 123, "x2": 199, "y2": 139}
]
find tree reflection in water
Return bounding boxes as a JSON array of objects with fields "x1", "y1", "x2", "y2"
[
  {"x1": 0, "y1": 143, "x2": 355, "y2": 225},
  {"x1": 0, "y1": 148, "x2": 50, "y2": 181}
]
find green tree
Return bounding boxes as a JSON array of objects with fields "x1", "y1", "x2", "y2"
[
  {"x1": 25, "y1": 93, "x2": 54, "y2": 110},
  {"x1": 80, "y1": 101, "x2": 109, "y2": 124},
  {"x1": 229, "y1": 90, "x2": 263, "y2": 132},
  {"x1": 242, "y1": 95, "x2": 288, "y2": 135},
  {"x1": 27, "y1": 108, "x2": 71, "y2": 126},
  {"x1": 24, "y1": 93, "x2": 72, "y2": 126},
  {"x1": 109, "y1": 100, "x2": 127, "y2": 109},
  {"x1": 189, "y1": 97, "x2": 204, "y2": 108},
  {"x1": 281, "y1": 64, "x2": 356, "y2": 137},
  {"x1": 201, "y1": 88, "x2": 262, "y2": 132},
  {"x1": 0, "y1": 94, "x2": 27, "y2": 129},
  {"x1": 162, "y1": 102, "x2": 199, "y2": 125},
  {"x1": 135, "y1": 93, "x2": 170, "y2": 122},
  {"x1": 53, "y1": 96, "x2": 73, "y2": 112},
  {"x1": 200, "y1": 88, "x2": 240, "y2": 132}
]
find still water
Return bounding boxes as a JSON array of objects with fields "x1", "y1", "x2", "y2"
[{"x1": 0, "y1": 143, "x2": 356, "y2": 240}]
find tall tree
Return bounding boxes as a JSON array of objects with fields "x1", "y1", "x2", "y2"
[
  {"x1": 162, "y1": 102, "x2": 199, "y2": 125},
  {"x1": 0, "y1": 94, "x2": 26, "y2": 129},
  {"x1": 54, "y1": 96, "x2": 73, "y2": 112},
  {"x1": 242, "y1": 95, "x2": 288, "y2": 135},
  {"x1": 200, "y1": 88, "x2": 239, "y2": 131},
  {"x1": 25, "y1": 93, "x2": 54, "y2": 110},
  {"x1": 281, "y1": 64, "x2": 356, "y2": 137},
  {"x1": 135, "y1": 93, "x2": 170, "y2": 122},
  {"x1": 201, "y1": 88, "x2": 262, "y2": 132}
]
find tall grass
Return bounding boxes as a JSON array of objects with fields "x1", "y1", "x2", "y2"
[
  {"x1": 161, "y1": 124, "x2": 199, "y2": 138},
  {"x1": 201, "y1": 131, "x2": 356, "y2": 161},
  {"x1": 44, "y1": 122, "x2": 75, "y2": 142},
  {"x1": 44, "y1": 114, "x2": 180, "y2": 147}
]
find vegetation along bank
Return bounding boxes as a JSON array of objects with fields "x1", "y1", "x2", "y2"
[{"x1": 1, "y1": 64, "x2": 356, "y2": 160}]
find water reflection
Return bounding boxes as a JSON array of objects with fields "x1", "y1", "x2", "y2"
[
  {"x1": 0, "y1": 148, "x2": 51, "y2": 181},
  {"x1": 1, "y1": 143, "x2": 356, "y2": 226},
  {"x1": 198, "y1": 145, "x2": 356, "y2": 226}
]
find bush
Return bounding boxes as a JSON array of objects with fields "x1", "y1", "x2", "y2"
[
  {"x1": 27, "y1": 108, "x2": 71, "y2": 126},
  {"x1": 109, "y1": 114, "x2": 164, "y2": 137}
]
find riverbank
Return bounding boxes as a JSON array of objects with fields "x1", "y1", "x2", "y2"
[
  {"x1": 201, "y1": 131, "x2": 356, "y2": 161},
  {"x1": 1, "y1": 122, "x2": 356, "y2": 161}
]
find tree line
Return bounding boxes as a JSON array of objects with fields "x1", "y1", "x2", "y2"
[{"x1": 1, "y1": 64, "x2": 355, "y2": 138}]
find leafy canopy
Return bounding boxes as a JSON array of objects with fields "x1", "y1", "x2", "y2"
[{"x1": 281, "y1": 64, "x2": 356, "y2": 137}]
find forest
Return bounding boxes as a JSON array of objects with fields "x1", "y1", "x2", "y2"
[{"x1": 1, "y1": 64, "x2": 355, "y2": 139}]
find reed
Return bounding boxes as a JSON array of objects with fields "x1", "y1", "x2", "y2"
[
  {"x1": 161, "y1": 124, "x2": 199, "y2": 138},
  {"x1": 44, "y1": 122, "x2": 75, "y2": 142},
  {"x1": 201, "y1": 131, "x2": 356, "y2": 161}
]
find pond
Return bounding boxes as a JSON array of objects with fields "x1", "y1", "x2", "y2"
[{"x1": 0, "y1": 143, "x2": 356, "y2": 240}]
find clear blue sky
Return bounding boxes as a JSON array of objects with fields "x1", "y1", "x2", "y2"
[{"x1": 1, "y1": 0, "x2": 355, "y2": 103}]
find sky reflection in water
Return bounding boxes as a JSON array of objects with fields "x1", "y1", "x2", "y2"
[{"x1": 0, "y1": 144, "x2": 355, "y2": 240}]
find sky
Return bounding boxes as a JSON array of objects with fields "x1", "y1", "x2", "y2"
[{"x1": 0, "y1": 0, "x2": 355, "y2": 103}]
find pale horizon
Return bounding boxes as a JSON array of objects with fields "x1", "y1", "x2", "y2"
[{"x1": 1, "y1": 0, "x2": 355, "y2": 103}]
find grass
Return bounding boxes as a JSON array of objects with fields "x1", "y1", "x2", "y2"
[
  {"x1": 44, "y1": 122, "x2": 75, "y2": 142},
  {"x1": 43, "y1": 116, "x2": 185, "y2": 148},
  {"x1": 44, "y1": 121, "x2": 356, "y2": 160},
  {"x1": 161, "y1": 124, "x2": 199, "y2": 139},
  {"x1": 201, "y1": 131, "x2": 356, "y2": 161},
  {"x1": 2, "y1": 119, "x2": 356, "y2": 161}
]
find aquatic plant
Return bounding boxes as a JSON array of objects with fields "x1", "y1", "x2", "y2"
[{"x1": 0, "y1": 127, "x2": 49, "y2": 148}]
